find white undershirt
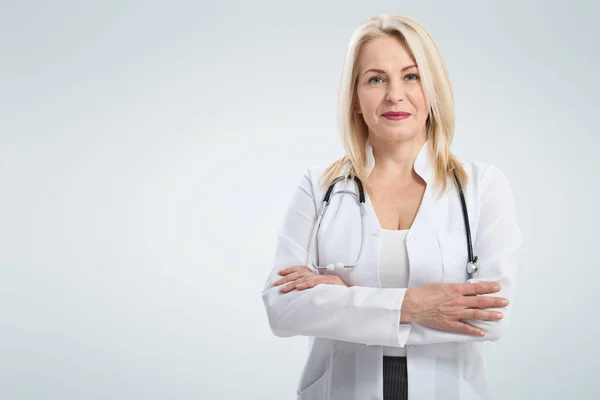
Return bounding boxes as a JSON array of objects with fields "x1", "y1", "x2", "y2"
[{"x1": 379, "y1": 228, "x2": 410, "y2": 357}]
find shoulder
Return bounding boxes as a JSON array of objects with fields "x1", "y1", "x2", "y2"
[
  {"x1": 456, "y1": 156, "x2": 512, "y2": 189},
  {"x1": 292, "y1": 162, "x2": 340, "y2": 201},
  {"x1": 305, "y1": 163, "x2": 331, "y2": 182},
  {"x1": 456, "y1": 157, "x2": 516, "y2": 207},
  {"x1": 296, "y1": 163, "x2": 335, "y2": 186}
]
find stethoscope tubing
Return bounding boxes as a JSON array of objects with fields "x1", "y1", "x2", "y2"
[{"x1": 308, "y1": 171, "x2": 479, "y2": 279}]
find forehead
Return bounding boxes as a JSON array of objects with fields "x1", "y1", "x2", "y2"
[{"x1": 358, "y1": 35, "x2": 416, "y2": 72}]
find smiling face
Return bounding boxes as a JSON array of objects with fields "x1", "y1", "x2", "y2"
[{"x1": 354, "y1": 35, "x2": 429, "y2": 143}]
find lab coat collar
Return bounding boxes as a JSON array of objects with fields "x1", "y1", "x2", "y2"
[{"x1": 364, "y1": 136, "x2": 434, "y2": 183}]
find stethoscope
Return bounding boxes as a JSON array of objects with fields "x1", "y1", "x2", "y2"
[{"x1": 307, "y1": 170, "x2": 480, "y2": 280}]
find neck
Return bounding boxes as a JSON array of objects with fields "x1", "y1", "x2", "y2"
[{"x1": 369, "y1": 133, "x2": 427, "y2": 180}]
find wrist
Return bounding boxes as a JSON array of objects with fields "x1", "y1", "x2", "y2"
[{"x1": 400, "y1": 288, "x2": 417, "y2": 324}]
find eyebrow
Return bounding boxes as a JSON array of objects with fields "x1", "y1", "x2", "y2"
[{"x1": 362, "y1": 65, "x2": 418, "y2": 76}]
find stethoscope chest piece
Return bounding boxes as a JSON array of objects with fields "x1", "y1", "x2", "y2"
[{"x1": 467, "y1": 256, "x2": 480, "y2": 279}]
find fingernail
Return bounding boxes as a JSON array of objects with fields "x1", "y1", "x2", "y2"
[
  {"x1": 502, "y1": 300, "x2": 509, "y2": 305},
  {"x1": 497, "y1": 313, "x2": 503, "y2": 319},
  {"x1": 494, "y1": 285, "x2": 501, "y2": 291},
  {"x1": 479, "y1": 331, "x2": 486, "y2": 336}
]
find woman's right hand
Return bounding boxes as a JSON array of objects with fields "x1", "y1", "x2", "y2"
[{"x1": 400, "y1": 282, "x2": 509, "y2": 336}]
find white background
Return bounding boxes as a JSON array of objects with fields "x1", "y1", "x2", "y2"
[{"x1": 0, "y1": 1, "x2": 598, "y2": 399}]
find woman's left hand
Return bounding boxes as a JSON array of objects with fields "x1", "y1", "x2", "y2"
[{"x1": 274, "y1": 266, "x2": 348, "y2": 293}]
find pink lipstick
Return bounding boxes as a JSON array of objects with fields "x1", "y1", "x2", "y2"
[{"x1": 382, "y1": 111, "x2": 411, "y2": 120}]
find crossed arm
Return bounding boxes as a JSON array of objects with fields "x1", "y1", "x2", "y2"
[{"x1": 261, "y1": 166, "x2": 522, "y2": 347}]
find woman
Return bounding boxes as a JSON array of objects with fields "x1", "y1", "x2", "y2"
[{"x1": 261, "y1": 14, "x2": 522, "y2": 400}]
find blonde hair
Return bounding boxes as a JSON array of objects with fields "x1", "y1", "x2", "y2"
[{"x1": 320, "y1": 14, "x2": 468, "y2": 196}]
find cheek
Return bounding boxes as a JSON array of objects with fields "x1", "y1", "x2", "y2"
[
  {"x1": 358, "y1": 92, "x2": 384, "y2": 123},
  {"x1": 407, "y1": 91, "x2": 427, "y2": 115},
  {"x1": 357, "y1": 89, "x2": 380, "y2": 111}
]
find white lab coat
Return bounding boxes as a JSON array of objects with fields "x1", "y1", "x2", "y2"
[{"x1": 261, "y1": 138, "x2": 523, "y2": 400}]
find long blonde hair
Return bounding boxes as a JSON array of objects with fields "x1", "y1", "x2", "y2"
[{"x1": 320, "y1": 14, "x2": 468, "y2": 196}]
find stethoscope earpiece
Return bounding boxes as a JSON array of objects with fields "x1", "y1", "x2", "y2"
[{"x1": 323, "y1": 262, "x2": 346, "y2": 274}]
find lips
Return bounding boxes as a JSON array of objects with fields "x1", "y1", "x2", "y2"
[{"x1": 382, "y1": 111, "x2": 411, "y2": 116}]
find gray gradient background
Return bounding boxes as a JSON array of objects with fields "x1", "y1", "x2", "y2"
[{"x1": 0, "y1": 1, "x2": 597, "y2": 399}]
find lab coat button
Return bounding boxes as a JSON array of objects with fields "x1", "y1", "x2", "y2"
[{"x1": 407, "y1": 235, "x2": 415, "y2": 242}]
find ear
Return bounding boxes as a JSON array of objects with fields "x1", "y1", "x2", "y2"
[{"x1": 353, "y1": 100, "x2": 362, "y2": 114}]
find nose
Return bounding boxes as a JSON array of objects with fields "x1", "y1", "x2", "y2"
[{"x1": 385, "y1": 81, "x2": 405, "y2": 103}]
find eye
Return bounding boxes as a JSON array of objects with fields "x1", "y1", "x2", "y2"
[
  {"x1": 368, "y1": 76, "x2": 384, "y2": 84},
  {"x1": 405, "y1": 73, "x2": 420, "y2": 81}
]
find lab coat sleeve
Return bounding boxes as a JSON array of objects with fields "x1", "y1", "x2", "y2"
[
  {"x1": 402, "y1": 164, "x2": 523, "y2": 345},
  {"x1": 261, "y1": 168, "x2": 412, "y2": 347}
]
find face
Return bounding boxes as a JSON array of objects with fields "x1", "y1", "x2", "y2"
[{"x1": 354, "y1": 35, "x2": 428, "y2": 142}]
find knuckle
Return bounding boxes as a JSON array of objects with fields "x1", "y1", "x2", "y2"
[
  {"x1": 449, "y1": 283, "x2": 462, "y2": 294},
  {"x1": 477, "y1": 296, "x2": 486, "y2": 308},
  {"x1": 475, "y1": 283, "x2": 485, "y2": 295},
  {"x1": 448, "y1": 295, "x2": 462, "y2": 307}
]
